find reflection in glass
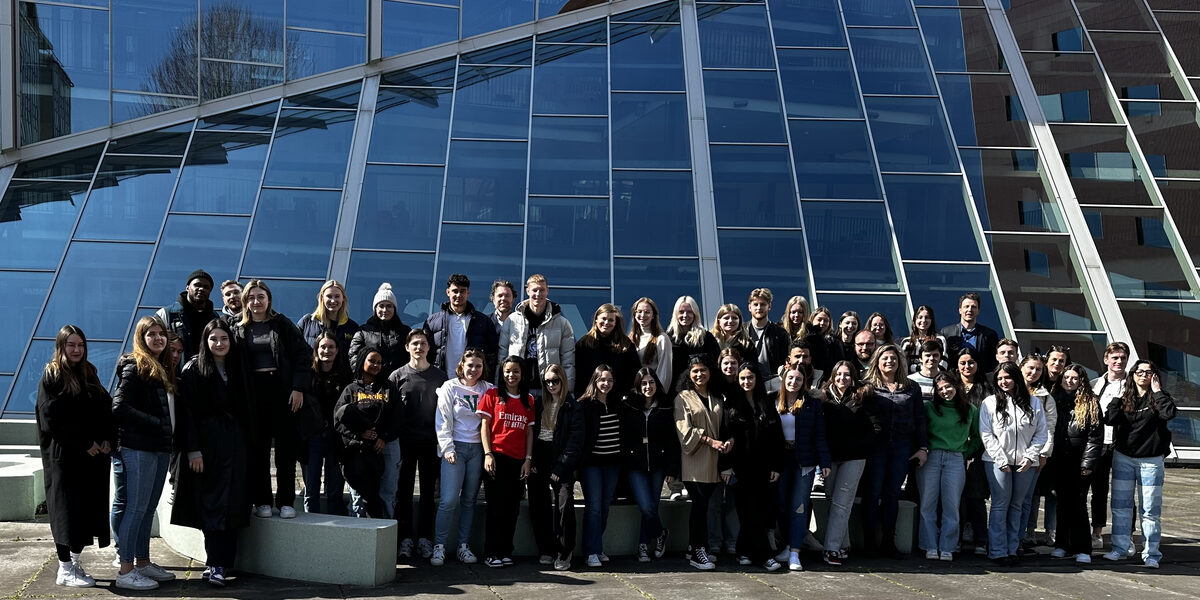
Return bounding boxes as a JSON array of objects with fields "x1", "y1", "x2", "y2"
[
  {"x1": 614, "y1": 258, "x2": 701, "y2": 320},
  {"x1": 347, "y1": 251, "x2": 435, "y2": 326},
  {"x1": 285, "y1": 82, "x2": 362, "y2": 110},
  {"x1": 526, "y1": 197, "x2": 610, "y2": 287},
  {"x1": 13, "y1": 145, "x2": 103, "y2": 180},
  {"x1": 263, "y1": 109, "x2": 357, "y2": 188},
  {"x1": 717, "y1": 229, "x2": 809, "y2": 309},
  {"x1": 789, "y1": 120, "x2": 881, "y2": 200},
  {"x1": 937, "y1": 74, "x2": 1032, "y2": 147},
  {"x1": 850, "y1": 29, "x2": 937, "y2": 96},
  {"x1": 611, "y1": 94, "x2": 690, "y2": 169},
  {"x1": 18, "y1": 2, "x2": 111, "y2": 143},
  {"x1": 1118, "y1": 300, "x2": 1200, "y2": 405},
  {"x1": 452, "y1": 66, "x2": 532, "y2": 140},
  {"x1": 381, "y1": 59, "x2": 457, "y2": 87},
  {"x1": 1053, "y1": 124, "x2": 1153, "y2": 205},
  {"x1": 817, "y1": 293, "x2": 908, "y2": 336},
  {"x1": 538, "y1": 0, "x2": 605, "y2": 20},
  {"x1": 697, "y1": 3, "x2": 773, "y2": 69},
  {"x1": 287, "y1": 0, "x2": 366, "y2": 33},
  {"x1": 533, "y1": 45, "x2": 608, "y2": 116},
  {"x1": 917, "y1": 8, "x2": 1004, "y2": 73},
  {"x1": 238, "y1": 278, "x2": 317, "y2": 322},
  {"x1": 1013, "y1": 332, "x2": 1107, "y2": 376},
  {"x1": 987, "y1": 233, "x2": 1100, "y2": 330},
  {"x1": 6, "y1": 341, "x2": 121, "y2": 414},
  {"x1": 435, "y1": 224, "x2": 523, "y2": 290},
  {"x1": 462, "y1": 40, "x2": 532, "y2": 66},
  {"x1": 886, "y1": 175, "x2": 983, "y2": 262},
  {"x1": 1156, "y1": 12, "x2": 1200, "y2": 74},
  {"x1": 777, "y1": 49, "x2": 861, "y2": 119},
  {"x1": 1074, "y1": 0, "x2": 1157, "y2": 32},
  {"x1": 113, "y1": 0, "x2": 198, "y2": 96},
  {"x1": 612, "y1": 2, "x2": 679, "y2": 23},
  {"x1": 75, "y1": 156, "x2": 182, "y2": 242},
  {"x1": 539, "y1": 21, "x2": 607, "y2": 45},
  {"x1": 369, "y1": 88, "x2": 453, "y2": 164},
  {"x1": 1157, "y1": 179, "x2": 1200, "y2": 265},
  {"x1": 286, "y1": 29, "x2": 366, "y2": 79},
  {"x1": 1004, "y1": 0, "x2": 1088, "y2": 52},
  {"x1": 1126, "y1": 103, "x2": 1200, "y2": 179},
  {"x1": 866, "y1": 97, "x2": 959, "y2": 173},
  {"x1": 198, "y1": 102, "x2": 279, "y2": 131},
  {"x1": 529, "y1": 117, "x2": 609, "y2": 196},
  {"x1": 113, "y1": 93, "x2": 197, "y2": 124},
  {"x1": 444, "y1": 141, "x2": 528, "y2": 223},
  {"x1": 704, "y1": 70, "x2": 786, "y2": 143},
  {"x1": 802, "y1": 201, "x2": 902, "y2": 292},
  {"x1": 1084, "y1": 208, "x2": 1194, "y2": 300},
  {"x1": 609, "y1": 23, "x2": 684, "y2": 92},
  {"x1": 1023, "y1": 52, "x2": 1117, "y2": 123},
  {"x1": 710, "y1": 145, "x2": 799, "y2": 228},
  {"x1": 1092, "y1": 32, "x2": 1186, "y2": 101},
  {"x1": 140, "y1": 215, "x2": 250, "y2": 306},
  {"x1": 200, "y1": 60, "x2": 284, "y2": 101},
  {"x1": 766, "y1": 0, "x2": 844, "y2": 48},
  {"x1": 842, "y1": 0, "x2": 915, "y2": 26},
  {"x1": 173, "y1": 132, "x2": 270, "y2": 214},
  {"x1": 356, "y1": 165, "x2": 443, "y2": 251},
  {"x1": 612, "y1": 171, "x2": 696, "y2": 256},
  {"x1": 546, "y1": 288, "x2": 612, "y2": 343},
  {"x1": 959, "y1": 149, "x2": 1064, "y2": 232},
  {"x1": 904, "y1": 263, "x2": 1003, "y2": 333},
  {"x1": 461, "y1": 0, "x2": 535, "y2": 38},
  {"x1": 243, "y1": 189, "x2": 341, "y2": 278},
  {"x1": 199, "y1": 0, "x2": 284, "y2": 63},
  {"x1": 36, "y1": 242, "x2": 153, "y2": 339},
  {"x1": 0, "y1": 181, "x2": 90, "y2": 270},
  {"x1": 0, "y1": 272, "x2": 53, "y2": 372},
  {"x1": 108, "y1": 124, "x2": 193, "y2": 156}
]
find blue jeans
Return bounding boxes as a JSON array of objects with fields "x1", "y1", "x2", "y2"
[
  {"x1": 863, "y1": 437, "x2": 912, "y2": 549},
  {"x1": 434, "y1": 442, "x2": 483, "y2": 546},
  {"x1": 984, "y1": 460, "x2": 1036, "y2": 559},
  {"x1": 110, "y1": 449, "x2": 126, "y2": 548},
  {"x1": 116, "y1": 448, "x2": 170, "y2": 563},
  {"x1": 627, "y1": 469, "x2": 666, "y2": 544},
  {"x1": 1111, "y1": 451, "x2": 1164, "y2": 561},
  {"x1": 303, "y1": 428, "x2": 347, "y2": 515},
  {"x1": 917, "y1": 450, "x2": 966, "y2": 553},
  {"x1": 379, "y1": 440, "x2": 401, "y2": 519},
  {"x1": 788, "y1": 467, "x2": 817, "y2": 550},
  {"x1": 580, "y1": 465, "x2": 621, "y2": 556},
  {"x1": 824, "y1": 458, "x2": 866, "y2": 553},
  {"x1": 1019, "y1": 466, "x2": 1042, "y2": 540}
]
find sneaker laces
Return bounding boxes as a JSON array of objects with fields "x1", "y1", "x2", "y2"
[{"x1": 694, "y1": 547, "x2": 710, "y2": 563}]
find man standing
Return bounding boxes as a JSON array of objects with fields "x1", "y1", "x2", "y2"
[
  {"x1": 849, "y1": 330, "x2": 876, "y2": 377},
  {"x1": 907, "y1": 340, "x2": 943, "y2": 400},
  {"x1": 995, "y1": 338, "x2": 1020, "y2": 369},
  {"x1": 489, "y1": 280, "x2": 516, "y2": 336},
  {"x1": 498, "y1": 274, "x2": 576, "y2": 392},
  {"x1": 423, "y1": 274, "x2": 498, "y2": 375},
  {"x1": 940, "y1": 292, "x2": 1000, "y2": 374},
  {"x1": 744, "y1": 288, "x2": 791, "y2": 379},
  {"x1": 156, "y1": 269, "x2": 220, "y2": 360},
  {"x1": 219, "y1": 280, "x2": 243, "y2": 321},
  {"x1": 1088, "y1": 341, "x2": 1130, "y2": 551}
]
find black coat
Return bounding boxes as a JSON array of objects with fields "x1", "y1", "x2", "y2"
[
  {"x1": 744, "y1": 322, "x2": 791, "y2": 377},
  {"x1": 619, "y1": 394, "x2": 682, "y2": 478},
  {"x1": 723, "y1": 392, "x2": 784, "y2": 478},
  {"x1": 423, "y1": 301, "x2": 499, "y2": 374},
  {"x1": 334, "y1": 379, "x2": 399, "y2": 452},
  {"x1": 579, "y1": 396, "x2": 625, "y2": 467},
  {"x1": 112, "y1": 358, "x2": 173, "y2": 453},
  {"x1": 1052, "y1": 389, "x2": 1104, "y2": 472},
  {"x1": 36, "y1": 373, "x2": 115, "y2": 549},
  {"x1": 171, "y1": 358, "x2": 251, "y2": 532},
  {"x1": 230, "y1": 313, "x2": 314, "y2": 395},
  {"x1": 805, "y1": 334, "x2": 845, "y2": 383},
  {"x1": 532, "y1": 394, "x2": 585, "y2": 480},
  {"x1": 349, "y1": 316, "x2": 411, "y2": 381},
  {"x1": 574, "y1": 335, "x2": 641, "y2": 398},
  {"x1": 940, "y1": 322, "x2": 1000, "y2": 375},
  {"x1": 668, "y1": 330, "x2": 720, "y2": 392},
  {"x1": 821, "y1": 388, "x2": 881, "y2": 462}
]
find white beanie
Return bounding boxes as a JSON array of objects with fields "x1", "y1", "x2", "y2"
[{"x1": 373, "y1": 283, "x2": 397, "y2": 310}]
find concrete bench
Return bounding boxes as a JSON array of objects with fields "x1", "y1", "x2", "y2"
[{"x1": 0, "y1": 453, "x2": 45, "y2": 521}]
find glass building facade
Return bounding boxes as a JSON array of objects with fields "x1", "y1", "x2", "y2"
[{"x1": 1, "y1": 0, "x2": 1197, "y2": 457}]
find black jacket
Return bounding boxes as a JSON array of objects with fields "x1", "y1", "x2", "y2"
[
  {"x1": 744, "y1": 322, "x2": 790, "y2": 378},
  {"x1": 821, "y1": 387, "x2": 881, "y2": 462},
  {"x1": 230, "y1": 313, "x2": 313, "y2": 394},
  {"x1": 940, "y1": 322, "x2": 1000, "y2": 374},
  {"x1": 532, "y1": 394, "x2": 585, "y2": 480},
  {"x1": 579, "y1": 396, "x2": 624, "y2": 467},
  {"x1": 620, "y1": 394, "x2": 682, "y2": 478},
  {"x1": 1105, "y1": 390, "x2": 1177, "y2": 458},
  {"x1": 310, "y1": 364, "x2": 352, "y2": 428},
  {"x1": 112, "y1": 358, "x2": 174, "y2": 453},
  {"x1": 423, "y1": 301, "x2": 499, "y2": 374},
  {"x1": 350, "y1": 316, "x2": 412, "y2": 381},
  {"x1": 1052, "y1": 388, "x2": 1103, "y2": 471},
  {"x1": 668, "y1": 330, "x2": 720, "y2": 392},
  {"x1": 157, "y1": 293, "x2": 220, "y2": 361},
  {"x1": 334, "y1": 378, "x2": 399, "y2": 452},
  {"x1": 805, "y1": 334, "x2": 845, "y2": 383},
  {"x1": 723, "y1": 392, "x2": 784, "y2": 478},
  {"x1": 574, "y1": 334, "x2": 641, "y2": 397}
]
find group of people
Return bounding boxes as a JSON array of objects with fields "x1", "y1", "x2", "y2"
[{"x1": 35, "y1": 270, "x2": 1178, "y2": 590}]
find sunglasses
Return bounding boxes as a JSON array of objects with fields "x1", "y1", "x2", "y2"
[{"x1": 545, "y1": 378, "x2": 562, "y2": 385}]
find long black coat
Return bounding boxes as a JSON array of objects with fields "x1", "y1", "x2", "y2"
[
  {"x1": 170, "y1": 359, "x2": 251, "y2": 532},
  {"x1": 36, "y1": 373, "x2": 116, "y2": 548}
]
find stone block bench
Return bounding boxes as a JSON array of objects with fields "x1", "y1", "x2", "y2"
[{"x1": 0, "y1": 452, "x2": 44, "y2": 521}]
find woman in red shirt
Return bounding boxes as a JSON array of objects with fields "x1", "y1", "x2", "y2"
[{"x1": 478, "y1": 355, "x2": 537, "y2": 567}]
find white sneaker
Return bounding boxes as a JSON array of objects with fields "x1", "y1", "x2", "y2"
[
  {"x1": 539, "y1": 554, "x2": 554, "y2": 565},
  {"x1": 788, "y1": 551, "x2": 803, "y2": 571},
  {"x1": 115, "y1": 569, "x2": 159, "y2": 590},
  {"x1": 418, "y1": 538, "x2": 434, "y2": 558},
  {"x1": 1050, "y1": 548, "x2": 1067, "y2": 559},
  {"x1": 637, "y1": 545, "x2": 650, "y2": 563},
  {"x1": 586, "y1": 554, "x2": 602, "y2": 568},
  {"x1": 279, "y1": 506, "x2": 297, "y2": 519},
  {"x1": 554, "y1": 555, "x2": 571, "y2": 571},
  {"x1": 254, "y1": 505, "x2": 273, "y2": 518},
  {"x1": 111, "y1": 553, "x2": 122, "y2": 568},
  {"x1": 430, "y1": 544, "x2": 445, "y2": 566},
  {"x1": 1144, "y1": 558, "x2": 1160, "y2": 569},
  {"x1": 398, "y1": 538, "x2": 414, "y2": 558},
  {"x1": 456, "y1": 544, "x2": 477, "y2": 564},
  {"x1": 136, "y1": 562, "x2": 175, "y2": 582},
  {"x1": 925, "y1": 550, "x2": 939, "y2": 560},
  {"x1": 939, "y1": 551, "x2": 953, "y2": 562},
  {"x1": 1103, "y1": 550, "x2": 1126, "y2": 561},
  {"x1": 688, "y1": 547, "x2": 715, "y2": 571},
  {"x1": 56, "y1": 562, "x2": 95, "y2": 588},
  {"x1": 1076, "y1": 553, "x2": 1092, "y2": 564}
]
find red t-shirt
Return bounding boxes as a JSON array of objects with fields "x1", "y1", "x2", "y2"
[{"x1": 476, "y1": 389, "x2": 536, "y2": 460}]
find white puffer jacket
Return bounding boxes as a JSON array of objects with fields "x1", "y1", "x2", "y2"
[{"x1": 979, "y1": 393, "x2": 1047, "y2": 466}]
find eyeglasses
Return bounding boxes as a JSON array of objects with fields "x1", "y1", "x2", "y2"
[
  {"x1": 1133, "y1": 370, "x2": 1154, "y2": 376},
  {"x1": 545, "y1": 378, "x2": 561, "y2": 385}
]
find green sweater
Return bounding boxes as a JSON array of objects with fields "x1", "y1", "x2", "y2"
[{"x1": 924, "y1": 401, "x2": 981, "y2": 455}]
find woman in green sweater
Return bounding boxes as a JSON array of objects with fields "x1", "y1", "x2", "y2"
[{"x1": 917, "y1": 372, "x2": 980, "y2": 561}]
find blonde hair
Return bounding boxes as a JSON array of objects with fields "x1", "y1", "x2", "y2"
[
  {"x1": 526, "y1": 273, "x2": 547, "y2": 288},
  {"x1": 239, "y1": 279, "x2": 275, "y2": 326},
  {"x1": 582, "y1": 303, "x2": 634, "y2": 353},
  {"x1": 667, "y1": 295, "x2": 706, "y2": 347},
  {"x1": 313, "y1": 280, "x2": 349, "y2": 325},
  {"x1": 710, "y1": 303, "x2": 751, "y2": 347},
  {"x1": 782, "y1": 296, "x2": 811, "y2": 339},
  {"x1": 776, "y1": 366, "x2": 808, "y2": 415},
  {"x1": 748, "y1": 288, "x2": 774, "y2": 305},
  {"x1": 126, "y1": 316, "x2": 176, "y2": 393},
  {"x1": 863, "y1": 344, "x2": 910, "y2": 390}
]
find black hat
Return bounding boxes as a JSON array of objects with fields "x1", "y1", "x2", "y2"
[{"x1": 186, "y1": 269, "x2": 214, "y2": 287}]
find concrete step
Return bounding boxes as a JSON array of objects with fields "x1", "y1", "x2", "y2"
[
  {"x1": 0, "y1": 454, "x2": 44, "y2": 520},
  {"x1": 0, "y1": 445, "x2": 40, "y2": 457}
]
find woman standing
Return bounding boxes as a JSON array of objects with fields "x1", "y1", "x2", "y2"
[
  {"x1": 917, "y1": 373, "x2": 980, "y2": 562},
  {"x1": 979, "y1": 361, "x2": 1047, "y2": 566},
  {"x1": 621, "y1": 367, "x2": 679, "y2": 563},
  {"x1": 297, "y1": 280, "x2": 359, "y2": 361},
  {"x1": 111, "y1": 316, "x2": 177, "y2": 590},
  {"x1": 431, "y1": 349, "x2": 492, "y2": 566},
  {"x1": 173, "y1": 319, "x2": 252, "y2": 587},
  {"x1": 37, "y1": 325, "x2": 116, "y2": 588},
  {"x1": 334, "y1": 348, "x2": 398, "y2": 519},
  {"x1": 349, "y1": 282, "x2": 411, "y2": 381},
  {"x1": 675, "y1": 356, "x2": 729, "y2": 571},
  {"x1": 1050, "y1": 364, "x2": 1102, "y2": 564},
  {"x1": 1103, "y1": 360, "x2": 1176, "y2": 568},
  {"x1": 630, "y1": 298, "x2": 673, "y2": 391},
  {"x1": 303, "y1": 333, "x2": 351, "y2": 515},
  {"x1": 574, "y1": 304, "x2": 641, "y2": 398},
  {"x1": 900, "y1": 306, "x2": 946, "y2": 372},
  {"x1": 528, "y1": 364, "x2": 584, "y2": 571},
  {"x1": 710, "y1": 304, "x2": 753, "y2": 360},
  {"x1": 390, "y1": 330, "x2": 447, "y2": 559},
  {"x1": 1044, "y1": 345, "x2": 1071, "y2": 395},
  {"x1": 666, "y1": 296, "x2": 720, "y2": 392},
  {"x1": 779, "y1": 295, "x2": 811, "y2": 341},
  {"x1": 954, "y1": 348, "x2": 991, "y2": 555},
  {"x1": 478, "y1": 356, "x2": 537, "y2": 568},
  {"x1": 778, "y1": 366, "x2": 830, "y2": 571},
  {"x1": 724, "y1": 363, "x2": 784, "y2": 571},
  {"x1": 836, "y1": 311, "x2": 860, "y2": 349},
  {"x1": 866, "y1": 313, "x2": 894, "y2": 346},
  {"x1": 799, "y1": 306, "x2": 843, "y2": 381},
  {"x1": 578, "y1": 365, "x2": 623, "y2": 567},
  {"x1": 820, "y1": 360, "x2": 877, "y2": 566},
  {"x1": 1020, "y1": 354, "x2": 1057, "y2": 548}
]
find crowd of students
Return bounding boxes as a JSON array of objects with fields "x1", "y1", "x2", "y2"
[{"x1": 34, "y1": 270, "x2": 1179, "y2": 590}]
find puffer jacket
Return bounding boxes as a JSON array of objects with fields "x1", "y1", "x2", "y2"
[
  {"x1": 1052, "y1": 389, "x2": 1103, "y2": 471},
  {"x1": 112, "y1": 358, "x2": 173, "y2": 453},
  {"x1": 979, "y1": 393, "x2": 1047, "y2": 465},
  {"x1": 423, "y1": 301, "x2": 498, "y2": 374},
  {"x1": 498, "y1": 300, "x2": 577, "y2": 389},
  {"x1": 298, "y1": 312, "x2": 360, "y2": 360},
  {"x1": 349, "y1": 315, "x2": 411, "y2": 380}
]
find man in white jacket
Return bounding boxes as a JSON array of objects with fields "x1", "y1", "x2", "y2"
[{"x1": 498, "y1": 274, "x2": 577, "y2": 393}]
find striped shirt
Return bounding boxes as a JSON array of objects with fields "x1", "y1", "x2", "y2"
[{"x1": 592, "y1": 410, "x2": 621, "y2": 459}]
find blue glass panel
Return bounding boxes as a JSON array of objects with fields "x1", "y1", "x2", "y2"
[
  {"x1": 444, "y1": 141, "x2": 527, "y2": 223},
  {"x1": 842, "y1": 0, "x2": 915, "y2": 26},
  {"x1": 548, "y1": 287, "x2": 612, "y2": 343},
  {"x1": 697, "y1": 4, "x2": 774, "y2": 69},
  {"x1": 611, "y1": 94, "x2": 690, "y2": 169},
  {"x1": 237, "y1": 278, "x2": 317, "y2": 323},
  {"x1": 918, "y1": 7, "x2": 1005, "y2": 73},
  {"x1": 200, "y1": 61, "x2": 284, "y2": 101},
  {"x1": 287, "y1": 0, "x2": 366, "y2": 33},
  {"x1": 381, "y1": 59, "x2": 457, "y2": 87},
  {"x1": 6, "y1": 341, "x2": 121, "y2": 414},
  {"x1": 802, "y1": 201, "x2": 902, "y2": 291},
  {"x1": 885, "y1": 175, "x2": 982, "y2": 261},
  {"x1": 118, "y1": 307, "x2": 156, "y2": 354},
  {"x1": 286, "y1": 30, "x2": 366, "y2": 79},
  {"x1": 777, "y1": 49, "x2": 860, "y2": 119},
  {"x1": 704, "y1": 70, "x2": 786, "y2": 143},
  {"x1": 533, "y1": 45, "x2": 608, "y2": 115},
  {"x1": 815, "y1": 293, "x2": 907, "y2": 335},
  {"x1": 382, "y1": 1, "x2": 459, "y2": 56},
  {"x1": 529, "y1": 117, "x2": 609, "y2": 196},
  {"x1": 108, "y1": 124, "x2": 193, "y2": 156},
  {"x1": 1085, "y1": 209, "x2": 1192, "y2": 300},
  {"x1": 614, "y1": 258, "x2": 701, "y2": 320},
  {"x1": 113, "y1": 0, "x2": 197, "y2": 96},
  {"x1": 850, "y1": 29, "x2": 937, "y2": 95},
  {"x1": 717, "y1": 229, "x2": 810, "y2": 307},
  {"x1": 866, "y1": 97, "x2": 959, "y2": 173},
  {"x1": 462, "y1": 40, "x2": 532, "y2": 66},
  {"x1": 788, "y1": 120, "x2": 881, "y2": 199},
  {"x1": 937, "y1": 74, "x2": 1032, "y2": 147},
  {"x1": 347, "y1": 251, "x2": 436, "y2": 326},
  {"x1": 242, "y1": 189, "x2": 340, "y2": 278},
  {"x1": 13, "y1": 145, "x2": 104, "y2": 180},
  {"x1": 198, "y1": 102, "x2": 279, "y2": 131},
  {"x1": 461, "y1": 0, "x2": 535, "y2": 38},
  {"x1": 612, "y1": 2, "x2": 680, "y2": 23},
  {"x1": 0, "y1": 181, "x2": 89, "y2": 270},
  {"x1": 199, "y1": 0, "x2": 284, "y2": 63},
  {"x1": 172, "y1": 132, "x2": 270, "y2": 214},
  {"x1": 988, "y1": 234, "x2": 1099, "y2": 330},
  {"x1": 452, "y1": 66, "x2": 532, "y2": 140},
  {"x1": 262, "y1": 109, "x2": 356, "y2": 188},
  {"x1": 113, "y1": 93, "x2": 197, "y2": 124},
  {"x1": 74, "y1": 156, "x2": 181, "y2": 242},
  {"x1": 537, "y1": 0, "x2": 605, "y2": 19},
  {"x1": 959, "y1": 148, "x2": 1064, "y2": 233},
  {"x1": 538, "y1": 21, "x2": 607, "y2": 44},
  {"x1": 285, "y1": 82, "x2": 361, "y2": 109},
  {"x1": 710, "y1": 145, "x2": 800, "y2": 227},
  {"x1": 0, "y1": 376, "x2": 12, "y2": 412},
  {"x1": 765, "y1": 0, "x2": 844, "y2": 47},
  {"x1": 0, "y1": 272, "x2": 53, "y2": 372},
  {"x1": 140, "y1": 215, "x2": 250, "y2": 307},
  {"x1": 369, "y1": 88, "x2": 452, "y2": 164},
  {"x1": 434, "y1": 224, "x2": 523, "y2": 291},
  {"x1": 610, "y1": 23, "x2": 684, "y2": 92},
  {"x1": 525, "y1": 197, "x2": 610, "y2": 287},
  {"x1": 36, "y1": 242, "x2": 154, "y2": 339},
  {"x1": 18, "y1": 3, "x2": 110, "y2": 143},
  {"x1": 356, "y1": 165, "x2": 443, "y2": 250},
  {"x1": 612, "y1": 171, "x2": 697, "y2": 256}
]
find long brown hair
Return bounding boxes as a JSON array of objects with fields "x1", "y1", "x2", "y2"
[
  {"x1": 581, "y1": 304, "x2": 634, "y2": 353},
  {"x1": 1063, "y1": 363, "x2": 1100, "y2": 428},
  {"x1": 43, "y1": 325, "x2": 102, "y2": 396},
  {"x1": 127, "y1": 316, "x2": 176, "y2": 393},
  {"x1": 629, "y1": 297, "x2": 664, "y2": 366},
  {"x1": 821, "y1": 360, "x2": 863, "y2": 408},
  {"x1": 1120, "y1": 359, "x2": 1157, "y2": 414},
  {"x1": 310, "y1": 331, "x2": 339, "y2": 373}
]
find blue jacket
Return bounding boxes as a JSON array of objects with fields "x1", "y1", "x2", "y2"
[{"x1": 792, "y1": 393, "x2": 831, "y2": 469}]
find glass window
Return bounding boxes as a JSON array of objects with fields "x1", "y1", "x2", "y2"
[
  {"x1": 866, "y1": 97, "x2": 959, "y2": 173},
  {"x1": 538, "y1": 21, "x2": 607, "y2": 44},
  {"x1": 1092, "y1": 32, "x2": 1186, "y2": 101},
  {"x1": 704, "y1": 70, "x2": 787, "y2": 143},
  {"x1": 1156, "y1": 12, "x2": 1200, "y2": 74},
  {"x1": 242, "y1": 189, "x2": 341, "y2": 278},
  {"x1": 987, "y1": 234, "x2": 1100, "y2": 329},
  {"x1": 112, "y1": 0, "x2": 198, "y2": 97},
  {"x1": 1085, "y1": 208, "x2": 1194, "y2": 300},
  {"x1": 850, "y1": 29, "x2": 937, "y2": 96},
  {"x1": 286, "y1": 84, "x2": 364, "y2": 111},
  {"x1": 612, "y1": 2, "x2": 680, "y2": 23},
  {"x1": 611, "y1": 94, "x2": 690, "y2": 169},
  {"x1": 1075, "y1": 0, "x2": 1157, "y2": 32},
  {"x1": 356, "y1": 165, "x2": 443, "y2": 250},
  {"x1": 546, "y1": 287, "x2": 613, "y2": 342},
  {"x1": 610, "y1": 23, "x2": 684, "y2": 92},
  {"x1": 1004, "y1": 0, "x2": 1089, "y2": 52},
  {"x1": 198, "y1": 102, "x2": 280, "y2": 131},
  {"x1": 461, "y1": 0, "x2": 535, "y2": 38},
  {"x1": 766, "y1": 0, "x2": 844, "y2": 48},
  {"x1": 381, "y1": 58, "x2": 457, "y2": 87},
  {"x1": 347, "y1": 251, "x2": 435, "y2": 326},
  {"x1": 6, "y1": 341, "x2": 122, "y2": 414},
  {"x1": 710, "y1": 145, "x2": 800, "y2": 228},
  {"x1": 842, "y1": 0, "x2": 915, "y2": 26},
  {"x1": 815, "y1": 293, "x2": 908, "y2": 335},
  {"x1": 718, "y1": 229, "x2": 810, "y2": 307},
  {"x1": 200, "y1": 60, "x2": 284, "y2": 101},
  {"x1": 789, "y1": 120, "x2": 881, "y2": 199},
  {"x1": 369, "y1": 88, "x2": 453, "y2": 164},
  {"x1": 140, "y1": 215, "x2": 250, "y2": 306},
  {"x1": 434, "y1": 224, "x2": 523, "y2": 290},
  {"x1": 538, "y1": 0, "x2": 605, "y2": 20},
  {"x1": 612, "y1": 171, "x2": 697, "y2": 256},
  {"x1": 904, "y1": 263, "x2": 1002, "y2": 333},
  {"x1": 0, "y1": 376, "x2": 12, "y2": 413},
  {"x1": 528, "y1": 117, "x2": 609, "y2": 196},
  {"x1": 452, "y1": 66, "x2": 532, "y2": 140},
  {"x1": 697, "y1": 4, "x2": 774, "y2": 69},
  {"x1": 199, "y1": 0, "x2": 284, "y2": 63},
  {"x1": 262, "y1": 109, "x2": 357, "y2": 188},
  {"x1": 0, "y1": 181, "x2": 90, "y2": 270},
  {"x1": 113, "y1": 93, "x2": 198, "y2": 124},
  {"x1": 885, "y1": 175, "x2": 983, "y2": 262},
  {"x1": 917, "y1": 8, "x2": 1004, "y2": 73},
  {"x1": 462, "y1": 40, "x2": 532, "y2": 66},
  {"x1": 533, "y1": 44, "x2": 608, "y2": 116},
  {"x1": 1014, "y1": 331, "x2": 1108, "y2": 377},
  {"x1": 1157, "y1": 179, "x2": 1200, "y2": 265},
  {"x1": 525, "y1": 196, "x2": 610, "y2": 287},
  {"x1": 1118, "y1": 300, "x2": 1200, "y2": 404},
  {"x1": 287, "y1": 0, "x2": 366, "y2": 33},
  {"x1": 802, "y1": 201, "x2": 902, "y2": 291},
  {"x1": 1126, "y1": 103, "x2": 1200, "y2": 179},
  {"x1": 286, "y1": 30, "x2": 366, "y2": 79},
  {"x1": 383, "y1": 1, "x2": 459, "y2": 57},
  {"x1": 239, "y1": 278, "x2": 318, "y2": 322},
  {"x1": 1023, "y1": 52, "x2": 1118, "y2": 123},
  {"x1": 0, "y1": 272, "x2": 54, "y2": 372},
  {"x1": 36, "y1": 242, "x2": 154, "y2": 339},
  {"x1": 614, "y1": 258, "x2": 701, "y2": 320},
  {"x1": 959, "y1": 148, "x2": 1064, "y2": 233},
  {"x1": 1053, "y1": 124, "x2": 1153, "y2": 206},
  {"x1": 13, "y1": 145, "x2": 104, "y2": 180},
  {"x1": 443, "y1": 141, "x2": 528, "y2": 223},
  {"x1": 172, "y1": 132, "x2": 270, "y2": 214},
  {"x1": 777, "y1": 49, "x2": 860, "y2": 119},
  {"x1": 75, "y1": 156, "x2": 182, "y2": 242},
  {"x1": 937, "y1": 74, "x2": 1032, "y2": 147},
  {"x1": 108, "y1": 124, "x2": 193, "y2": 156},
  {"x1": 18, "y1": 3, "x2": 110, "y2": 143}
]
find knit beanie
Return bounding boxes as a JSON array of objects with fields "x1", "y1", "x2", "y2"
[
  {"x1": 374, "y1": 283, "x2": 398, "y2": 310},
  {"x1": 186, "y1": 269, "x2": 214, "y2": 288}
]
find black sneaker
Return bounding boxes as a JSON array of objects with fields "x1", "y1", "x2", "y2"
[
  {"x1": 483, "y1": 557, "x2": 504, "y2": 568},
  {"x1": 688, "y1": 547, "x2": 716, "y2": 571},
  {"x1": 654, "y1": 528, "x2": 669, "y2": 559}
]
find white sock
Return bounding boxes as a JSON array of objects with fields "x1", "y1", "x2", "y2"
[
  {"x1": 60, "y1": 560, "x2": 72, "y2": 569},
  {"x1": 70, "y1": 551, "x2": 82, "y2": 563}
]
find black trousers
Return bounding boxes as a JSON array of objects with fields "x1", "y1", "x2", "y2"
[
  {"x1": 203, "y1": 529, "x2": 238, "y2": 567},
  {"x1": 483, "y1": 453, "x2": 524, "y2": 558},
  {"x1": 249, "y1": 371, "x2": 300, "y2": 509},
  {"x1": 55, "y1": 543, "x2": 83, "y2": 562},
  {"x1": 341, "y1": 449, "x2": 385, "y2": 518},
  {"x1": 1054, "y1": 452, "x2": 1094, "y2": 555},
  {"x1": 396, "y1": 440, "x2": 440, "y2": 541},
  {"x1": 1089, "y1": 445, "x2": 1113, "y2": 529},
  {"x1": 527, "y1": 440, "x2": 560, "y2": 557},
  {"x1": 732, "y1": 474, "x2": 773, "y2": 562},
  {"x1": 683, "y1": 482, "x2": 718, "y2": 550}
]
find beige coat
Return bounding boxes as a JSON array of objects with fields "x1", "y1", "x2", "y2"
[{"x1": 675, "y1": 389, "x2": 725, "y2": 483}]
